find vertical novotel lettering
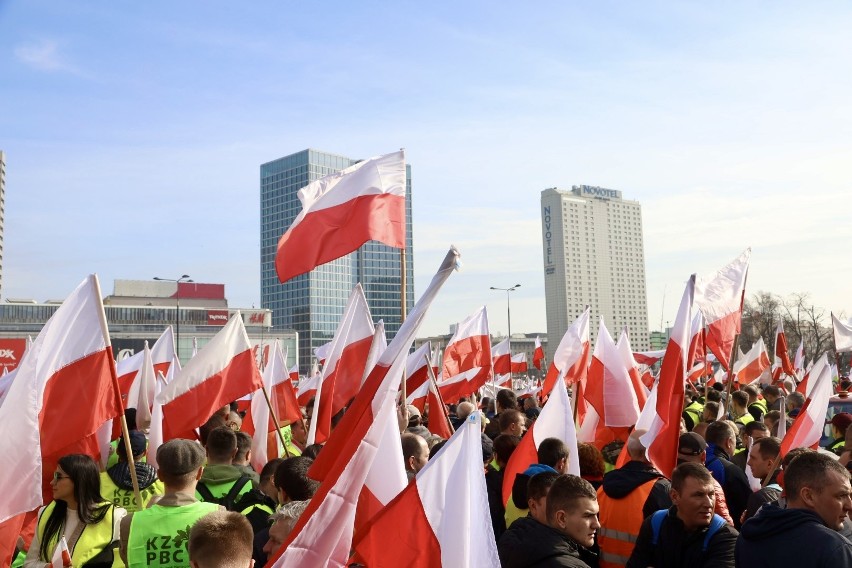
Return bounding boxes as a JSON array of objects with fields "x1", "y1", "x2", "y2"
[{"x1": 543, "y1": 205, "x2": 553, "y2": 266}]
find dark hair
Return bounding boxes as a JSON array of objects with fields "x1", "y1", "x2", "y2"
[
  {"x1": 705, "y1": 420, "x2": 735, "y2": 446},
  {"x1": 206, "y1": 426, "x2": 238, "y2": 463},
  {"x1": 545, "y1": 475, "x2": 597, "y2": 523},
  {"x1": 537, "y1": 438, "x2": 570, "y2": 468},
  {"x1": 234, "y1": 431, "x2": 252, "y2": 462},
  {"x1": 600, "y1": 440, "x2": 625, "y2": 466},
  {"x1": 787, "y1": 392, "x2": 805, "y2": 408},
  {"x1": 763, "y1": 385, "x2": 781, "y2": 398},
  {"x1": 528, "y1": 471, "x2": 560, "y2": 502},
  {"x1": 124, "y1": 408, "x2": 138, "y2": 431},
  {"x1": 273, "y1": 457, "x2": 319, "y2": 501},
  {"x1": 429, "y1": 440, "x2": 448, "y2": 460},
  {"x1": 498, "y1": 409, "x2": 524, "y2": 432},
  {"x1": 706, "y1": 390, "x2": 722, "y2": 403},
  {"x1": 301, "y1": 444, "x2": 323, "y2": 460},
  {"x1": 671, "y1": 461, "x2": 715, "y2": 492},
  {"x1": 577, "y1": 443, "x2": 605, "y2": 479},
  {"x1": 259, "y1": 458, "x2": 285, "y2": 485},
  {"x1": 785, "y1": 451, "x2": 851, "y2": 503},
  {"x1": 188, "y1": 510, "x2": 253, "y2": 566},
  {"x1": 41, "y1": 455, "x2": 110, "y2": 560},
  {"x1": 401, "y1": 433, "x2": 427, "y2": 461},
  {"x1": 764, "y1": 410, "x2": 781, "y2": 424},
  {"x1": 492, "y1": 434, "x2": 521, "y2": 466},
  {"x1": 781, "y1": 447, "x2": 814, "y2": 469},
  {"x1": 199, "y1": 414, "x2": 227, "y2": 446},
  {"x1": 752, "y1": 436, "x2": 781, "y2": 460},
  {"x1": 731, "y1": 391, "x2": 749, "y2": 407},
  {"x1": 703, "y1": 401, "x2": 719, "y2": 420},
  {"x1": 744, "y1": 421, "x2": 769, "y2": 437},
  {"x1": 496, "y1": 389, "x2": 518, "y2": 411}
]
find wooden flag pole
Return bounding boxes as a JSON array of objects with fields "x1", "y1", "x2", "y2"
[
  {"x1": 724, "y1": 334, "x2": 741, "y2": 418},
  {"x1": 400, "y1": 247, "x2": 408, "y2": 405},
  {"x1": 261, "y1": 384, "x2": 291, "y2": 458}
]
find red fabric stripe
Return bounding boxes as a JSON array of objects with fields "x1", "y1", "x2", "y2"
[
  {"x1": 276, "y1": 193, "x2": 405, "y2": 282},
  {"x1": 405, "y1": 366, "x2": 430, "y2": 394},
  {"x1": 585, "y1": 356, "x2": 606, "y2": 420},
  {"x1": 427, "y1": 388, "x2": 453, "y2": 439},
  {"x1": 443, "y1": 335, "x2": 490, "y2": 378},
  {"x1": 162, "y1": 349, "x2": 262, "y2": 440},
  {"x1": 706, "y1": 311, "x2": 741, "y2": 371},
  {"x1": 492, "y1": 354, "x2": 511, "y2": 375},
  {"x1": 533, "y1": 347, "x2": 544, "y2": 370},
  {"x1": 511, "y1": 361, "x2": 528, "y2": 373},
  {"x1": 501, "y1": 429, "x2": 538, "y2": 505},
  {"x1": 352, "y1": 482, "x2": 442, "y2": 568},
  {"x1": 647, "y1": 340, "x2": 685, "y2": 478},
  {"x1": 297, "y1": 387, "x2": 316, "y2": 407},
  {"x1": 437, "y1": 367, "x2": 491, "y2": 404},
  {"x1": 329, "y1": 337, "x2": 375, "y2": 414},
  {"x1": 271, "y1": 380, "x2": 302, "y2": 428}
]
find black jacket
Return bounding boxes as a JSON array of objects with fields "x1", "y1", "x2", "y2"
[
  {"x1": 736, "y1": 502, "x2": 852, "y2": 567},
  {"x1": 599, "y1": 460, "x2": 672, "y2": 519},
  {"x1": 498, "y1": 516, "x2": 592, "y2": 568},
  {"x1": 706, "y1": 445, "x2": 751, "y2": 528},
  {"x1": 627, "y1": 506, "x2": 738, "y2": 568},
  {"x1": 485, "y1": 468, "x2": 507, "y2": 541},
  {"x1": 743, "y1": 470, "x2": 781, "y2": 522}
]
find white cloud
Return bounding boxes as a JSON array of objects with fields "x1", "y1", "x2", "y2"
[{"x1": 14, "y1": 39, "x2": 77, "y2": 73}]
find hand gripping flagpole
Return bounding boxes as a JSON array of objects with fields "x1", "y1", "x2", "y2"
[{"x1": 92, "y1": 274, "x2": 143, "y2": 508}]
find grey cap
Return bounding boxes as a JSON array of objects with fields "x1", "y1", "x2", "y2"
[{"x1": 156, "y1": 439, "x2": 206, "y2": 476}]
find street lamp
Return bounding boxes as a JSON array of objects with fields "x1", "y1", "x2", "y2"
[
  {"x1": 490, "y1": 284, "x2": 521, "y2": 350},
  {"x1": 154, "y1": 274, "x2": 192, "y2": 361}
]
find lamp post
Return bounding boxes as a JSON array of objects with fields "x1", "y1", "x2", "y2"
[
  {"x1": 490, "y1": 283, "x2": 521, "y2": 351},
  {"x1": 154, "y1": 274, "x2": 192, "y2": 361}
]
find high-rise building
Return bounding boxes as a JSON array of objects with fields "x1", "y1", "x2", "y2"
[
  {"x1": 260, "y1": 149, "x2": 414, "y2": 373},
  {"x1": 0, "y1": 150, "x2": 5, "y2": 298},
  {"x1": 541, "y1": 185, "x2": 649, "y2": 360}
]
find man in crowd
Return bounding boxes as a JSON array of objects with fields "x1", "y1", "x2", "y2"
[
  {"x1": 486, "y1": 434, "x2": 521, "y2": 540},
  {"x1": 232, "y1": 431, "x2": 260, "y2": 485},
  {"x1": 704, "y1": 420, "x2": 750, "y2": 528},
  {"x1": 736, "y1": 451, "x2": 852, "y2": 566},
  {"x1": 485, "y1": 389, "x2": 520, "y2": 439},
  {"x1": 743, "y1": 385, "x2": 767, "y2": 422},
  {"x1": 731, "y1": 421, "x2": 768, "y2": 471},
  {"x1": 677, "y1": 432, "x2": 733, "y2": 525},
  {"x1": 101, "y1": 430, "x2": 164, "y2": 512},
  {"x1": 499, "y1": 408, "x2": 527, "y2": 438},
  {"x1": 743, "y1": 436, "x2": 782, "y2": 522},
  {"x1": 786, "y1": 392, "x2": 805, "y2": 418},
  {"x1": 401, "y1": 432, "x2": 430, "y2": 481},
  {"x1": 627, "y1": 462, "x2": 737, "y2": 568},
  {"x1": 196, "y1": 426, "x2": 254, "y2": 507},
  {"x1": 507, "y1": 438, "x2": 571, "y2": 527},
  {"x1": 188, "y1": 510, "x2": 254, "y2": 568},
  {"x1": 829, "y1": 413, "x2": 852, "y2": 456},
  {"x1": 597, "y1": 430, "x2": 672, "y2": 567},
  {"x1": 120, "y1": 439, "x2": 221, "y2": 567}
]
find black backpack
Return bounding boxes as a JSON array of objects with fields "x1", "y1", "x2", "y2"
[{"x1": 196, "y1": 475, "x2": 252, "y2": 511}]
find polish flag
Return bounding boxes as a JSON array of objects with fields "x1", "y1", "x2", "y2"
[
  {"x1": 694, "y1": 249, "x2": 750, "y2": 371},
  {"x1": 502, "y1": 372, "x2": 580, "y2": 505},
  {"x1": 125, "y1": 341, "x2": 156, "y2": 430},
  {"x1": 275, "y1": 150, "x2": 406, "y2": 283},
  {"x1": 439, "y1": 307, "x2": 492, "y2": 403},
  {"x1": 267, "y1": 247, "x2": 460, "y2": 567},
  {"x1": 793, "y1": 339, "x2": 805, "y2": 376},
  {"x1": 158, "y1": 312, "x2": 263, "y2": 441},
  {"x1": 296, "y1": 371, "x2": 320, "y2": 406},
  {"x1": 427, "y1": 379, "x2": 454, "y2": 440},
  {"x1": 616, "y1": 329, "x2": 649, "y2": 410},
  {"x1": 511, "y1": 353, "x2": 528, "y2": 374},
  {"x1": 496, "y1": 373, "x2": 513, "y2": 388},
  {"x1": 492, "y1": 339, "x2": 511, "y2": 376},
  {"x1": 406, "y1": 378, "x2": 431, "y2": 412},
  {"x1": 0, "y1": 275, "x2": 123, "y2": 523},
  {"x1": 734, "y1": 337, "x2": 771, "y2": 385},
  {"x1": 640, "y1": 275, "x2": 694, "y2": 478},
  {"x1": 832, "y1": 313, "x2": 852, "y2": 353},
  {"x1": 315, "y1": 341, "x2": 332, "y2": 367},
  {"x1": 781, "y1": 353, "x2": 833, "y2": 456},
  {"x1": 352, "y1": 413, "x2": 499, "y2": 567},
  {"x1": 771, "y1": 321, "x2": 796, "y2": 381},
  {"x1": 307, "y1": 285, "x2": 375, "y2": 445},
  {"x1": 533, "y1": 336, "x2": 545, "y2": 370},
  {"x1": 289, "y1": 363, "x2": 299, "y2": 385},
  {"x1": 0, "y1": 366, "x2": 18, "y2": 409},
  {"x1": 578, "y1": 318, "x2": 640, "y2": 449},
  {"x1": 115, "y1": 326, "x2": 177, "y2": 405},
  {"x1": 633, "y1": 350, "x2": 666, "y2": 367},
  {"x1": 541, "y1": 308, "x2": 591, "y2": 398},
  {"x1": 686, "y1": 311, "x2": 706, "y2": 369},
  {"x1": 405, "y1": 342, "x2": 434, "y2": 395}
]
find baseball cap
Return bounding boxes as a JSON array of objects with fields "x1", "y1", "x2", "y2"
[
  {"x1": 678, "y1": 432, "x2": 708, "y2": 456},
  {"x1": 406, "y1": 405, "x2": 421, "y2": 418},
  {"x1": 156, "y1": 439, "x2": 206, "y2": 476},
  {"x1": 831, "y1": 412, "x2": 852, "y2": 433},
  {"x1": 117, "y1": 430, "x2": 147, "y2": 458}
]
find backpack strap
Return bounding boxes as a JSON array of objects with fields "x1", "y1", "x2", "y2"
[
  {"x1": 221, "y1": 475, "x2": 252, "y2": 510},
  {"x1": 650, "y1": 509, "x2": 668, "y2": 546},
  {"x1": 702, "y1": 514, "x2": 727, "y2": 552},
  {"x1": 195, "y1": 482, "x2": 217, "y2": 503}
]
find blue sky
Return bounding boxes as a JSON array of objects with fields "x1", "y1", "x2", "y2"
[{"x1": 1, "y1": 1, "x2": 851, "y2": 339}]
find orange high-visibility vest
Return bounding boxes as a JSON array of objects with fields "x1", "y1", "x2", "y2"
[{"x1": 596, "y1": 479, "x2": 657, "y2": 568}]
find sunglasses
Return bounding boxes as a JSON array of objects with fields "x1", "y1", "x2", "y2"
[{"x1": 52, "y1": 472, "x2": 71, "y2": 482}]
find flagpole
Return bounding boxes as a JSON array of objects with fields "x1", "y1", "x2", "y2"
[
  {"x1": 724, "y1": 334, "x2": 741, "y2": 418},
  {"x1": 261, "y1": 384, "x2": 291, "y2": 458},
  {"x1": 91, "y1": 274, "x2": 143, "y2": 508},
  {"x1": 400, "y1": 247, "x2": 408, "y2": 404}
]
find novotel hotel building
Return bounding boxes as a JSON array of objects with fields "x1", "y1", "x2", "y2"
[{"x1": 540, "y1": 185, "x2": 649, "y2": 360}]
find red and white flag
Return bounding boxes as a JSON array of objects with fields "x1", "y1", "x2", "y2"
[
  {"x1": 426, "y1": 379, "x2": 454, "y2": 440},
  {"x1": 832, "y1": 313, "x2": 852, "y2": 353},
  {"x1": 793, "y1": 339, "x2": 805, "y2": 376},
  {"x1": 781, "y1": 353, "x2": 833, "y2": 456},
  {"x1": 0, "y1": 275, "x2": 123, "y2": 523},
  {"x1": 511, "y1": 353, "x2": 528, "y2": 374},
  {"x1": 146, "y1": 370, "x2": 169, "y2": 471},
  {"x1": 158, "y1": 312, "x2": 263, "y2": 441},
  {"x1": 296, "y1": 370, "x2": 320, "y2": 406},
  {"x1": 439, "y1": 307, "x2": 492, "y2": 403},
  {"x1": 616, "y1": 328, "x2": 649, "y2": 410},
  {"x1": 541, "y1": 308, "x2": 591, "y2": 398},
  {"x1": 633, "y1": 350, "x2": 665, "y2": 367},
  {"x1": 694, "y1": 249, "x2": 750, "y2": 371},
  {"x1": 289, "y1": 363, "x2": 299, "y2": 385},
  {"x1": 404, "y1": 342, "x2": 433, "y2": 395},
  {"x1": 686, "y1": 311, "x2": 706, "y2": 370},
  {"x1": 771, "y1": 321, "x2": 796, "y2": 381},
  {"x1": 275, "y1": 150, "x2": 406, "y2": 283},
  {"x1": 126, "y1": 341, "x2": 156, "y2": 430},
  {"x1": 502, "y1": 371, "x2": 580, "y2": 505},
  {"x1": 640, "y1": 275, "x2": 694, "y2": 478},
  {"x1": 307, "y1": 285, "x2": 375, "y2": 445},
  {"x1": 734, "y1": 337, "x2": 771, "y2": 385},
  {"x1": 533, "y1": 336, "x2": 545, "y2": 370},
  {"x1": 315, "y1": 341, "x2": 332, "y2": 367},
  {"x1": 579, "y1": 318, "x2": 641, "y2": 449},
  {"x1": 267, "y1": 247, "x2": 460, "y2": 568},
  {"x1": 491, "y1": 339, "x2": 511, "y2": 376},
  {"x1": 352, "y1": 412, "x2": 499, "y2": 567},
  {"x1": 115, "y1": 326, "x2": 177, "y2": 405}
]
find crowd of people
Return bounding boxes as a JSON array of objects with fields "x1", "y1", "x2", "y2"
[{"x1": 11, "y1": 379, "x2": 852, "y2": 568}]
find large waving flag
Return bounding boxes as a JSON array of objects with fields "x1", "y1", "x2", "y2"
[
  {"x1": 533, "y1": 336, "x2": 545, "y2": 370},
  {"x1": 307, "y1": 285, "x2": 375, "y2": 445},
  {"x1": 734, "y1": 337, "x2": 770, "y2": 385},
  {"x1": 275, "y1": 150, "x2": 406, "y2": 283},
  {"x1": 296, "y1": 370, "x2": 320, "y2": 406},
  {"x1": 268, "y1": 247, "x2": 460, "y2": 568},
  {"x1": 832, "y1": 313, "x2": 852, "y2": 353},
  {"x1": 579, "y1": 318, "x2": 641, "y2": 449},
  {"x1": 353, "y1": 413, "x2": 499, "y2": 567},
  {"x1": 439, "y1": 306, "x2": 492, "y2": 403},
  {"x1": 146, "y1": 370, "x2": 169, "y2": 471},
  {"x1": 126, "y1": 341, "x2": 156, "y2": 430},
  {"x1": 404, "y1": 342, "x2": 433, "y2": 395},
  {"x1": 694, "y1": 249, "x2": 750, "y2": 371},
  {"x1": 501, "y1": 371, "x2": 580, "y2": 505},
  {"x1": 542, "y1": 307, "x2": 591, "y2": 398},
  {"x1": 781, "y1": 353, "x2": 833, "y2": 456},
  {"x1": 640, "y1": 275, "x2": 694, "y2": 478},
  {"x1": 633, "y1": 349, "x2": 665, "y2": 367},
  {"x1": 492, "y1": 339, "x2": 511, "y2": 375},
  {"x1": 0, "y1": 275, "x2": 123, "y2": 524},
  {"x1": 158, "y1": 312, "x2": 262, "y2": 440},
  {"x1": 511, "y1": 353, "x2": 528, "y2": 374},
  {"x1": 115, "y1": 326, "x2": 177, "y2": 405},
  {"x1": 616, "y1": 328, "x2": 649, "y2": 410},
  {"x1": 771, "y1": 321, "x2": 796, "y2": 381}
]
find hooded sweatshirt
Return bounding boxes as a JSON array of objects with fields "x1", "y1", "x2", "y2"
[
  {"x1": 736, "y1": 502, "x2": 852, "y2": 567},
  {"x1": 107, "y1": 461, "x2": 158, "y2": 490},
  {"x1": 498, "y1": 516, "x2": 592, "y2": 568}
]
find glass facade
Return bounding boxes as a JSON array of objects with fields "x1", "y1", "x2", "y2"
[{"x1": 260, "y1": 150, "x2": 414, "y2": 374}]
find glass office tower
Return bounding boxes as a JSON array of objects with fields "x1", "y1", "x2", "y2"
[{"x1": 260, "y1": 149, "x2": 414, "y2": 374}]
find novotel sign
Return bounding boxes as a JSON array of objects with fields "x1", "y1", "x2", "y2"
[
  {"x1": 576, "y1": 185, "x2": 621, "y2": 199},
  {"x1": 543, "y1": 205, "x2": 554, "y2": 268}
]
